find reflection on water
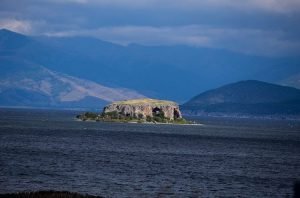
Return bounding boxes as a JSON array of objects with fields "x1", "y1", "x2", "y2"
[{"x1": 0, "y1": 108, "x2": 299, "y2": 197}]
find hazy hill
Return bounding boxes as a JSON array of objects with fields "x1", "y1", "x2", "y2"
[
  {"x1": 279, "y1": 73, "x2": 300, "y2": 90},
  {"x1": 0, "y1": 57, "x2": 145, "y2": 109},
  {"x1": 181, "y1": 80, "x2": 300, "y2": 117},
  {"x1": 1, "y1": 29, "x2": 299, "y2": 102}
]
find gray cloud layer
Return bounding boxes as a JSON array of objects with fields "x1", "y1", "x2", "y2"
[
  {"x1": 0, "y1": 0, "x2": 299, "y2": 57},
  {"x1": 42, "y1": 0, "x2": 300, "y2": 13}
]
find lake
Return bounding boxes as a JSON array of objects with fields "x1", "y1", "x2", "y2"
[{"x1": 0, "y1": 108, "x2": 299, "y2": 197}]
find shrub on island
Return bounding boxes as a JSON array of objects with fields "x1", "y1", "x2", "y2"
[{"x1": 76, "y1": 111, "x2": 191, "y2": 124}]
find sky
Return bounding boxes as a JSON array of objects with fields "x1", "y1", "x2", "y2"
[{"x1": 0, "y1": 0, "x2": 300, "y2": 57}]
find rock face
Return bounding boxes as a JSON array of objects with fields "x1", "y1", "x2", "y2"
[{"x1": 103, "y1": 98, "x2": 182, "y2": 120}]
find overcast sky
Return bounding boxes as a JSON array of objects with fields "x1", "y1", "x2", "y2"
[{"x1": 0, "y1": 0, "x2": 300, "y2": 57}]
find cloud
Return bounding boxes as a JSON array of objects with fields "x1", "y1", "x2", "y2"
[
  {"x1": 47, "y1": 0, "x2": 88, "y2": 4},
  {"x1": 191, "y1": 0, "x2": 300, "y2": 13},
  {"x1": 46, "y1": 26, "x2": 211, "y2": 46},
  {"x1": 55, "y1": 0, "x2": 300, "y2": 13},
  {"x1": 0, "y1": 0, "x2": 299, "y2": 57},
  {"x1": 0, "y1": 18, "x2": 49, "y2": 35},
  {"x1": 0, "y1": 19, "x2": 32, "y2": 34},
  {"x1": 45, "y1": 25, "x2": 300, "y2": 57}
]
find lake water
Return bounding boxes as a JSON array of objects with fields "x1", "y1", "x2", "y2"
[{"x1": 0, "y1": 108, "x2": 299, "y2": 197}]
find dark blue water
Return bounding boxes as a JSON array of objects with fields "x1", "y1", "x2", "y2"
[{"x1": 0, "y1": 108, "x2": 300, "y2": 197}]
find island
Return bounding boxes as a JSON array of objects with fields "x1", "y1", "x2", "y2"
[{"x1": 77, "y1": 98, "x2": 191, "y2": 124}]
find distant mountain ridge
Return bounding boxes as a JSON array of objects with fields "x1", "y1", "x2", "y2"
[
  {"x1": 1, "y1": 29, "x2": 299, "y2": 102},
  {"x1": 0, "y1": 57, "x2": 145, "y2": 109},
  {"x1": 181, "y1": 80, "x2": 300, "y2": 117}
]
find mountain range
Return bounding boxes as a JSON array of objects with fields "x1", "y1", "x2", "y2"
[
  {"x1": 1, "y1": 29, "x2": 300, "y2": 103},
  {"x1": 0, "y1": 56, "x2": 144, "y2": 109},
  {"x1": 1, "y1": 29, "x2": 300, "y2": 110},
  {"x1": 181, "y1": 80, "x2": 300, "y2": 117}
]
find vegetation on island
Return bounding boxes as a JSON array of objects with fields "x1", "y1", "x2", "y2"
[
  {"x1": 111, "y1": 98, "x2": 177, "y2": 106},
  {"x1": 76, "y1": 110, "x2": 192, "y2": 124}
]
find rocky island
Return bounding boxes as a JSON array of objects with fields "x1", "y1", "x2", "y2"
[{"x1": 77, "y1": 98, "x2": 190, "y2": 124}]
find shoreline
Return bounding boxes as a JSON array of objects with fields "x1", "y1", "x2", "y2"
[
  {"x1": 75, "y1": 118, "x2": 203, "y2": 126},
  {"x1": 127, "y1": 121, "x2": 204, "y2": 126}
]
